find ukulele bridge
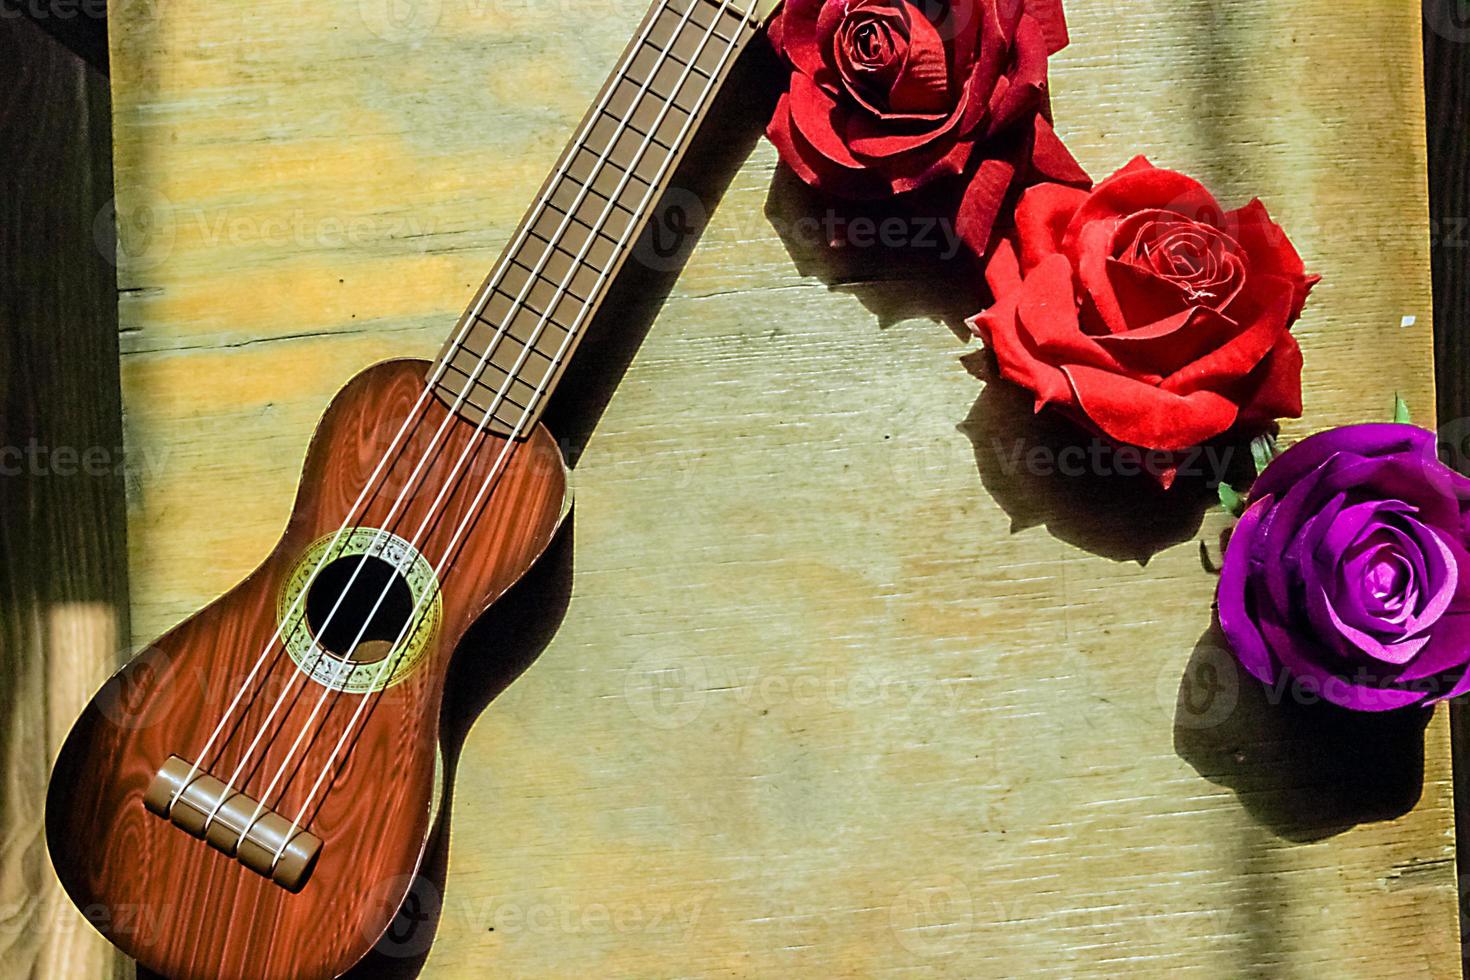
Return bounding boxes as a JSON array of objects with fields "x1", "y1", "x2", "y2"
[{"x1": 143, "y1": 755, "x2": 322, "y2": 892}]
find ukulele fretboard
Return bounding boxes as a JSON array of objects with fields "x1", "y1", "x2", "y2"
[{"x1": 429, "y1": 0, "x2": 760, "y2": 436}]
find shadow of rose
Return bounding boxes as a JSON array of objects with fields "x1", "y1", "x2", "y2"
[
  {"x1": 762, "y1": 164, "x2": 980, "y2": 336},
  {"x1": 1174, "y1": 620, "x2": 1429, "y2": 843},
  {"x1": 958, "y1": 352, "x2": 1226, "y2": 564}
]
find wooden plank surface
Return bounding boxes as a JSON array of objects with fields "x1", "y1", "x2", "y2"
[
  {"x1": 0, "y1": 14, "x2": 129, "y2": 979},
  {"x1": 104, "y1": 0, "x2": 1458, "y2": 976}
]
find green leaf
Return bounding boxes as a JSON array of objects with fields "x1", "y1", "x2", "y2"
[
  {"x1": 1249, "y1": 433, "x2": 1279, "y2": 476},
  {"x1": 1393, "y1": 393, "x2": 1411, "y2": 424},
  {"x1": 1218, "y1": 482, "x2": 1245, "y2": 518}
]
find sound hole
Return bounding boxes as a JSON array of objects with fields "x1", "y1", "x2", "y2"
[{"x1": 304, "y1": 553, "x2": 414, "y2": 662}]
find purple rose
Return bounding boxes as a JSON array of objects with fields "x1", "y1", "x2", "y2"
[{"x1": 1218, "y1": 423, "x2": 1470, "y2": 711}]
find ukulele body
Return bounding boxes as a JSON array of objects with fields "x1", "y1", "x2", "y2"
[{"x1": 46, "y1": 358, "x2": 569, "y2": 980}]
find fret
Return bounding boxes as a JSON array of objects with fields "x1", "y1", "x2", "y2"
[
  {"x1": 510, "y1": 238, "x2": 603, "y2": 302},
  {"x1": 675, "y1": 0, "x2": 748, "y2": 42},
  {"x1": 476, "y1": 292, "x2": 577, "y2": 345},
  {"x1": 633, "y1": 37, "x2": 727, "y2": 86},
  {"x1": 576, "y1": 116, "x2": 664, "y2": 181},
  {"x1": 636, "y1": 47, "x2": 714, "y2": 105},
  {"x1": 667, "y1": 10, "x2": 744, "y2": 71},
  {"x1": 448, "y1": 335, "x2": 556, "y2": 390},
  {"x1": 598, "y1": 102, "x2": 684, "y2": 153},
  {"x1": 441, "y1": 360, "x2": 539, "y2": 418},
  {"x1": 652, "y1": 2, "x2": 738, "y2": 49},
  {"x1": 506, "y1": 258, "x2": 586, "y2": 305},
  {"x1": 527, "y1": 209, "x2": 618, "y2": 272},
  {"x1": 431, "y1": 0, "x2": 763, "y2": 437},
  {"x1": 604, "y1": 75, "x2": 693, "y2": 136},
  {"x1": 545, "y1": 183, "x2": 639, "y2": 251},
  {"x1": 499, "y1": 259, "x2": 590, "y2": 319},
  {"x1": 565, "y1": 145, "x2": 657, "y2": 201}
]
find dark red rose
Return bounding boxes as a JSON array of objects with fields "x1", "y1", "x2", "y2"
[
  {"x1": 968, "y1": 157, "x2": 1319, "y2": 485},
  {"x1": 766, "y1": 0, "x2": 1090, "y2": 256}
]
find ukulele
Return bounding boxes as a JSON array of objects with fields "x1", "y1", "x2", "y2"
[{"x1": 46, "y1": 1, "x2": 776, "y2": 976}]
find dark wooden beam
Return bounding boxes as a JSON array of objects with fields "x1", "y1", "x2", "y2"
[
  {"x1": 0, "y1": 13, "x2": 127, "y2": 975},
  {"x1": 1, "y1": 0, "x2": 108, "y2": 74}
]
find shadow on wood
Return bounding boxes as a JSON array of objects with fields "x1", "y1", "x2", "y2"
[
  {"x1": 543, "y1": 41, "x2": 777, "y2": 463},
  {"x1": 761, "y1": 164, "x2": 979, "y2": 337},
  {"x1": 1173, "y1": 621, "x2": 1428, "y2": 843},
  {"x1": 956, "y1": 352, "x2": 1224, "y2": 565},
  {"x1": 340, "y1": 520, "x2": 576, "y2": 980}
]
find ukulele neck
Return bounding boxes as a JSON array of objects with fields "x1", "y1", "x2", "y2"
[{"x1": 428, "y1": 0, "x2": 765, "y2": 437}]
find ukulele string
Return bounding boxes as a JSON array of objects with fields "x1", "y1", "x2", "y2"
[
  {"x1": 225, "y1": 0, "x2": 743, "y2": 839},
  {"x1": 268, "y1": 0, "x2": 758, "y2": 863},
  {"x1": 261, "y1": 0, "x2": 747, "y2": 838},
  {"x1": 175, "y1": 0, "x2": 682, "y2": 823},
  {"x1": 176, "y1": 385, "x2": 436, "y2": 794},
  {"x1": 217, "y1": 0, "x2": 713, "y2": 830},
  {"x1": 195, "y1": 0, "x2": 693, "y2": 834}
]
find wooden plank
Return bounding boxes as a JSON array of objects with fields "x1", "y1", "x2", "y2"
[
  {"x1": 0, "y1": 14, "x2": 128, "y2": 980},
  {"x1": 105, "y1": 0, "x2": 1458, "y2": 975}
]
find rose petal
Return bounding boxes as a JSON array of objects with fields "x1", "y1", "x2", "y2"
[
  {"x1": 1063, "y1": 162, "x2": 1224, "y2": 257},
  {"x1": 1013, "y1": 180, "x2": 1090, "y2": 272},
  {"x1": 955, "y1": 153, "x2": 1019, "y2": 258},
  {"x1": 1027, "y1": 115, "x2": 1092, "y2": 188},
  {"x1": 1074, "y1": 217, "x2": 1131, "y2": 334},
  {"x1": 1313, "y1": 580, "x2": 1430, "y2": 666},
  {"x1": 1249, "y1": 424, "x2": 1437, "y2": 503},
  {"x1": 1022, "y1": 0, "x2": 1070, "y2": 55},
  {"x1": 1231, "y1": 332, "x2": 1304, "y2": 432},
  {"x1": 987, "y1": 15, "x2": 1048, "y2": 130},
  {"x1": 787, "y1": 72, "x2": 869, "y2": 172},
  {"x1": 1095, "y1": 304, "x2": 1241, "y2": 380},
  {"x1": 887, "y1": 6, "x2": 951, "y2": 114},
  {"x1": 976, "y1": 266, "x2": 1074, "y2": 409},
  {"x1": 1226, "y1": 199, "x2": 1318, "y2": 320},
  {"x1": 1060, "y1": 364, "x2": 1238, "y2": 451},
  {"x1": 1160, "y1": 275, "x2": 1294, "y2": 398},
  {"x1": 1256, "y1": 453, "x2": 1342, "y2": 619},
  {"x1": 1257, "y1": 611, "x2": 1428, "y2": 710},
  {"x1": 1428, "y1": 662, "x2": 1470, "y2": 703},
  {"x1": 981, "y1": 237, "x2": 1024, "y2": 305},
  {"x1": 1219, "y1": 496, "x2": 1276, "y2": 683},
  {"x1": 1319, "y1": 500, "x2": 1420, "y2": 629},
  {"x1": 1397, "y1": 609, "x2": 1470, "y2": 682},
  {"x1": 831, "y1": 9, "x2": 914, "y2": 118},
  {"x1": 1013, "y1": 254, "x2": 1135, "y2": 375},
  {"x1": 1103, "y1": 257, "x2": 1196, "y2": 334},
  {"x1": 1398, "y1": 516, "x2": 1460, "y2": 633},
  {"x1": 768, "y1": 0, "x2": 828, "y2": 77}
]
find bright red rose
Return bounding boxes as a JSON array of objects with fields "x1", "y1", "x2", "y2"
[
  {"x1": 766, "y1": 0, "x2": 1090, "y2": 256},
  {"x1": 968, "y1": 157, "x2": 1319, "y2": 485}
]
